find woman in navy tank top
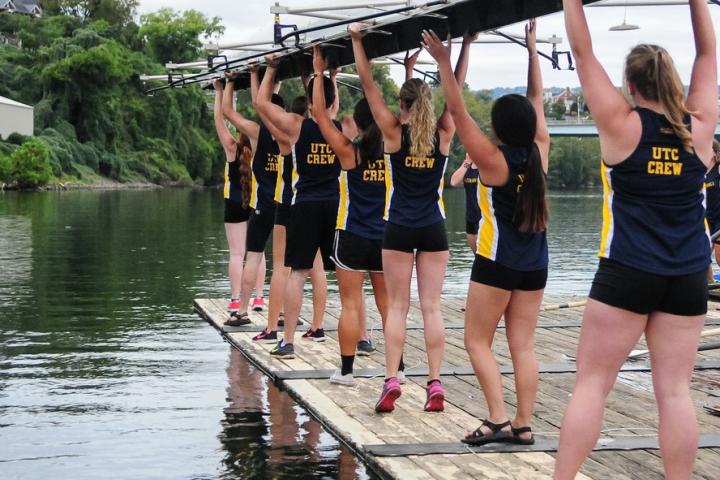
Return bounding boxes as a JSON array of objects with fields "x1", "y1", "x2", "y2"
[
  {"x1": 350, "y1": 23, "x2": 475, "y2": 414},
  {"x1": 555, "y1": 1, "x2": 717, "y2": 478},
  {"x1": 425, "y1": 20, "x2": 550, "y2": 446}
]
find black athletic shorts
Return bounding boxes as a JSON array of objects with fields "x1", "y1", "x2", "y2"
[
  {"x1": 382, "y1": 220, "x2": 449, "y2": 253},
  {"x1": 224, "y1": 199, "x2": 250, "y2": 223},
  {"x1": 466, "y1": 220, "x2": 480, "y2": 236},
  {"x1": 274, "y1": 203, "x2": 292, "y2": 227},
  {"x1": 471, "y1": 254, "x2": 548, "y2": 291},
  {"x1": 331, "y1": 229, "x2": 383, "y2": 272},
  {"x1": 284, "y1": 200, "x2": 338, "y2": 271},
  {"x1": 246, "y1": 207, "x2": 275, "y2": 253},
  {"x1": 589, "y1": 258, "x2": 708, "y2": 316}
]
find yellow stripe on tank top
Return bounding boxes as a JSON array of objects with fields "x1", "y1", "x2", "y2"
[
  {"x1": 476, "y1": 183, "x2": 497, "y2": 259},
  {"x1": 598, "y1": 162, "x2": 614, "y2": 258},
  {"x1": 249, "y1": 158, "x2": 258, "y2": 209},
  {"x1": 437, "y1": 161, "x2": 447, "y2": 218},
  {"x1": 383, "y1": 154, "x2": 393, "y2": 221},
  {"x1": 274, "y1": 154, "x2": 284, "y2": 203},
  {"x1": 336, "y1": 171, "x2": 349, "y2": 230},
  {"x1": 223, "y1": 162, "x2": 230, "y2": 200}
]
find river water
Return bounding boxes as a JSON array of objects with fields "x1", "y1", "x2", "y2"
[{"x1": 0, "y1": 188, "x2": 602, "y2": 479}]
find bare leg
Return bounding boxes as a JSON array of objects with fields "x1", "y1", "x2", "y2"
[
  {"x1": 336, "y1": 269, "x2": 366, "y2": 355},
  {"x1": 254, "y1": 252, "x2": 266, "y2": 299},
  {"x1": 415, "y1": 250, "x2": 449, "y2": 381},
  {"x1": 309, "y1": 250, "x2": 327, "y2": 331},
  {"x1": 381, "y1": 249, "x2": 414, "y2": 379},
  {"x1": 224, "y1": 222, "x2": 247, "y2": 299},
  {"x1": 464, "y1": 281, "x2": 512, "y2": 431},
  {"x1": 504, "y1": 289, "x2": 544, "y2": 441},
  {"x1": 554, "y1": 300, "x2": 647, "y2": 479},
  {"x1": 267, "y1": 225, "x2": 290, "y2": 331},
  {"x1": 239, "y1": 251, "x2": 263, "y2": 313},
  {"x1": 281, "y1": 268, "x2": 312, "y2": 344},
  {"x1": 646, "y1": 311, "x2": 705, "y2": 479},
  {"x1": 370, "y1": 271, "x2": 389, "y2": 329}
]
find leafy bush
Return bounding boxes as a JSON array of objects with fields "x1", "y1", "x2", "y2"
[{"x1": 7, "y1": 138, "x2": 53, "y2": 188}]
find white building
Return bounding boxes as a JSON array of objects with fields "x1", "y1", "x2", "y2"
[
  {"x1": 0, "y1": 0, "x2": 42, "y2": 16},
  {"x1": 0, "y1": 96, "x2": 33, "y2": 138}
]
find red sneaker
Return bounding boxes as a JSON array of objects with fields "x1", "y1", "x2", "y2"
[
  {"x1": 375, "y1": 377, "x2": 402, "y2": 413},
  {"x1": 251, "y1": 297, "x2": 265, "y2": 312},
  {"x1": 226, "y1": 299, "x2": 241, "y2": 313}
]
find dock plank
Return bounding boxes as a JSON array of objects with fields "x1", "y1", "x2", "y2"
[{"x1": 196, "y1": 296, "x2": 720, "y2": 479}]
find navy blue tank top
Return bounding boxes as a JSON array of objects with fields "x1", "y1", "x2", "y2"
[
  {"x1": 384, "y1": 125, "x2": 448, "y2": 227},
  {"x1": 274, "y1": 152, "x2": 294, "y2": 206},
  {"x1": 250, "y1": 124, "x2": 279, "y2": 211},
  {"x1": 476, "y1": 145, "x2": 548, "y2": 271},
  {"x1": 463, "y1": 167, "x2": 481, "y2": 224},
  {"x1": 224, "y1": 147, "x2": 250, "y2": 204},
  {"x1": 705, "y1": 165, "x2": 720, "y2": 232},
  {"x1": 337, "y1": 149, "x2": 386, "y2": 240},
  {"x1": 598, "y1": 107, "x2": 709, "y2": 275},
  {"x1": 291, "y1": 118, "x2": 341, "y2": 204}
]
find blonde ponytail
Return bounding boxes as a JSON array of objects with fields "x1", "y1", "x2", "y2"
[
  {"x1": 399, "y1": 78, "x2": 436, "y2": 156},
  {"x1": 625, "y1": 44, "x2": 693, "y2": 153}
]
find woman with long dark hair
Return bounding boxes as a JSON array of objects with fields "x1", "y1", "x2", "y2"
[
  {"x1": 555, "y1": 1, "x2": 716, "y2": 477},
  {"x1": 310, "y1": 46, "x2": 388, "y2": 385},
  {"x1": 212, "y1": 79, "x2": 253, "y2": 325},
  {"x1": 349, "y1": 23, "x2": 474, "y2": 413},
  {"x1": 424, "y1": 20, "x2": 549, "y2": 445}
]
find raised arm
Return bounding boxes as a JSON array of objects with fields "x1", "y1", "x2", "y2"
[
  {"x1": 422, "y1": 30, "x2": 508, "y2": 186},
  {"x1": 348, "y1": 23, "x2": 401, "y2": 145},
  {"x1": 438, "y1": 32, "x2": 476, "y2": 136},
  {"x1": 686, "y1": 0, "x2": 718, "y2": 163},
  {"x1": 563, "y1": 0, "x2": 638, "y2": 163},
  {"x1": 213, "y1": 79, "x2": 236, "y2": 161},
  {"x1": 250, "y1": 68, "x2": 291, "y2": 149},
  {"x1": 329, "y1": 67, "x2": 341, "y2": 118},
  {"x1": 222, "y1": 74, "x2": 259, "y2": 151},
  {"x1": 525, "y1": 19, "x2": 550, "y2": 173},
  {"x1": 404, "y1": 48, "x2": 422, "y2": 82},
  {"x1": 311, "y1": 46, "x2": 355, "y2": 170},
  {"x1": 255, "y1": 55, "x2": 303, "y2": 143},
  {"x1": 449, "y1": 157, "x2": 471, "y2": 187}
]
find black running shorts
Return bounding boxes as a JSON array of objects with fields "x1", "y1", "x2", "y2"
[
  {"x1": 471, "y1": 254, "x2": 548, "y2": 291},
  {"x1": 331, "y1": 229, "x2": 383, "y2": 272},
  {"x1": 284, "y1": 200, "x2": 338, "y2": 271},
  {"x1": 589, "y1": 258, "x2": 708, "y2": 316},
  {"x1": 466, "y1": 220, "x2": 479, "y2": 236},
  {"x1": 382, "y1": 220, "x2": 449, "y2": 253},
  {"x1": 246, "y1": 207, "x2": 275, "y2": 253},
  {"x1": 224, "y1": 199, "x2": 250, "y2": 223},
  {"x1": 274, "y1": 203, "x2": 292, "y2": 227}
]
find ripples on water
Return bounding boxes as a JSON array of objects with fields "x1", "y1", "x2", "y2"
[{"x1": 0, "y1": 189, "x2": 602, "y2": 479}]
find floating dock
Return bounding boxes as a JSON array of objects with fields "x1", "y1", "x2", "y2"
[{"x1": 195, "y1": 295, "x2": 720, "y2": 479}]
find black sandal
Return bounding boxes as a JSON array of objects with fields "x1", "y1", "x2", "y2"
[
  {"x1": 226, "y1": 311, "x2": 251, "y2": 326},
  {"x1": 461, "y1": 419, "x2": 512, "y2": 446},
  {"x1": 511, "y1": 425, "x2": 535, "y2": 445}
]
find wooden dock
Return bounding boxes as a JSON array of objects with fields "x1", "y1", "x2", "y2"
[{"x1": 195, "y1": 295, "x2": 720, "y2": 479}]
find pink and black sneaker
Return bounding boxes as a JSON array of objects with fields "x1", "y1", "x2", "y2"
[
  {"x1": 375, "y1": 377, "x2": 402, "y2": 413},
  {"x1": 424, "y1": 379, "x2": 445, "y2": 412},
  {"x1": 252, "y1": 328, "x2": 278, "y2": 343},
  {"x1": 301, "y1": 327, "x2": 326, "y2": 342}
]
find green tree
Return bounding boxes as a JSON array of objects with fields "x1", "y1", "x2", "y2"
[
  {"x1": 551, "y1": 101, "x2": 567, "y2": 120},
  {"x1": 138, "y1": 8, "x2": 224, "y2": 64},
  {"x1": 8, "y1": 138, "x2": 53, "y2": 188}
]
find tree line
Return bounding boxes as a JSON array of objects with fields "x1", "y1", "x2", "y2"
[{"x1": 0, "y1": 1, "x2": 601, "y2": 189}]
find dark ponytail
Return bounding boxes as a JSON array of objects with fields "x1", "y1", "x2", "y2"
[
  {"x1": 353, "y1": 98, "x2": 383, "y2": 163},
  {"x1": 491, "y1": 94, "x2": 548, "y2": 233},
  {"x1": 514, "y1": 143, "x2": 548, "y2": 233}
]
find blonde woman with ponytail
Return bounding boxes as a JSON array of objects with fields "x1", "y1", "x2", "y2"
[
  {"x1": 349, "y1": 23, "x2": 474, "y2": 414},
  {"x1": 556, "y1": 1, "x2": 717, "y2": 478}
]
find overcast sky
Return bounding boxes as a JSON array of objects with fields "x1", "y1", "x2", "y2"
[{"x1": 137, "y1": 1, "x2": 720, "y2": 90}]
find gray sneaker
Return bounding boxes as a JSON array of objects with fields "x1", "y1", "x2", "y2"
[
  {"x1": 356, "y1": 339, "x2": 375, "y2": 356},
  {"x1": 269, "y1": 341, "x2": 295, "y2": 359},
  {"x1": 329, "y1": 369, "x2": 355, "y2": 386}
]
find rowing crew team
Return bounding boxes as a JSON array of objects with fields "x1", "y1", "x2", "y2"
[{"x1": 212, "y1": 1, "x2": 717, "y2": 477}]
